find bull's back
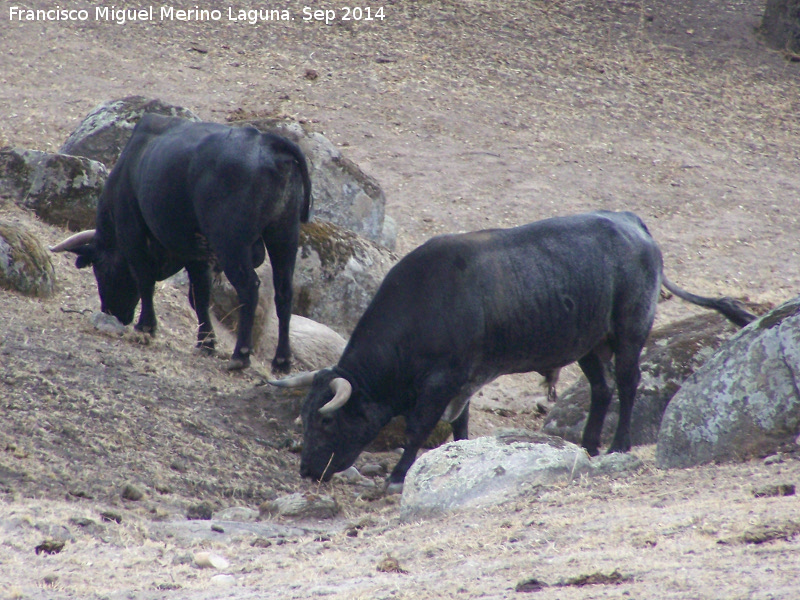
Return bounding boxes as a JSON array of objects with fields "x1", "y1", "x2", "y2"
[
  {"x1": 347, "y1": 212, "x2": 661, "y2": 377},
  {"x1": 125, "y1": 116, "x2": 291, "y2": 257}
]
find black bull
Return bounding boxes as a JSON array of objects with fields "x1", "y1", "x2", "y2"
[
  {"x1": 51, "y1": 114, "x2": 311, "y2": 371},
  {"x1": 273, "y1": 211, "x2": 755, "y2": 491}
]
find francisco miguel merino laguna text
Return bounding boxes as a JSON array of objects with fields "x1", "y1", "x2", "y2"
[{"x1": 8, "y1": 6, "x2": 298, "y2": 25}]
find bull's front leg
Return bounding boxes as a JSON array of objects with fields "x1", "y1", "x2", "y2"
[
  {"x1": 386, "y1": 376, "x2": 464, "y2": 494},
  {"x1": 132, "y1": 276, "x2": 157, "y2": 336}
]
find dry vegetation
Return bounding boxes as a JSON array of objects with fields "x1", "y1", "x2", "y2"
[{"x1": 1, "y1": 1, "x2": 800, "y2": 598}]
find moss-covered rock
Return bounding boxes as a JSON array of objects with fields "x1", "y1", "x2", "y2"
[
  {"x1": 0, "y1": 148, "x2": 106, "y2": 231},
  {"x1": 293, "y1": 221, "x2": 397, "y2": 336},
  {"x1": 0, "y1": 221, "x2": 56, "y2": 298},
  {"x1": 60, "y1": 96, "x2": 199, "y2": 167}
]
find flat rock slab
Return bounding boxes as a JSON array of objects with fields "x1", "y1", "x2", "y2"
[
  {"x1": 401, "y1": 431, "x2": 593, "y2": 519},
  {"x1": 149, "y1": 519, "x2": 306, "y2": 544}
]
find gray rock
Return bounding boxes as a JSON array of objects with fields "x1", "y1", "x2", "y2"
[
  {"x1": 293, "y1": 221, "x2": 397, "y2": 335},
  {"x1": 656, "y1": 297, "x2": 800, "y2": 469},
  {"x1": 0, "y1": 222, "x2": 56, "y2": 298},
  {"x1": 60, "y1": 96, "x2": 200, "y2": 167},
  {"x1": 542, "y1": 313, "x2": 739, "y2": 448},
  {"x1": 90, "y1": 311, "x2": 127, "y2": 336},
  {"x1": 234, "y1": 118, "x2": 389, "y2": 247},
  {"x1": 0, "y1": 148, "x2": 106, "y2": 230},
  {"x1": 400, "y1": 431, "x2": 593, "y2": 519}
]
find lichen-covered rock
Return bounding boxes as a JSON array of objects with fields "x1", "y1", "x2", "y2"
[
  {"x1": 0, "y1": 148, "x2": 106, "y2": 230},
  {"x1": 657, "y1": 297, "x2": 800, "y2": 469},
  {"x1": 542, "y1": 313, "x2": 739, "y2": 448},
  {"x1": 400, "y1": 431, "x2": 593, "y2": 519},
  {"x1": 234, "y1": 118, "x2": 391, "y2": 247},
  {"x1": 0, "y1": 222, "x2": 56, "y2": 298},
  {"x1": 60, "y1": 96, "x2": 200, "y2": 167},
  {"x1": 294, "y1": 221, "x2": 397, "y2": 336}
]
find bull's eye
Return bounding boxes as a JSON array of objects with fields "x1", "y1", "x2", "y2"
[{"x1": 320, "y1": 414, "x2": 334, "y2": 427}]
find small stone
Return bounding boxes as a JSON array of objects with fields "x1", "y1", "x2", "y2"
[
  {"x1": 260, "y1": 492, "x2": 339, "y2": 519},
  {"x1": 376, "y1": 554, "x2": 407, "y2": 574},
  {"x1": 35, "y1": 540, "x2": 65, "y2": 555},
  {"x1": 360, "y1": 463, "x2": 385, "y2": 477},
  {"x1": 194, "y1": 551, "x2": 230, "y2": 569},
  {"x1": 91, "y1": 311, "x2": 127, "y2": 336},
  {"x1": 764, "y1": 453, "x2": 784, "y2": 465},
  {"x1": 186, "y1": 502, "x2": 214, "y2": 520},
  {"x1": 753, "y1": 483, "x2": 796, "y2": 498},
  {"x1": 210, "y1": 574, "x2": 236, "y2": 587},
  {"x1": 121, "y1": 483, "x2": 144, "y2": 501}
]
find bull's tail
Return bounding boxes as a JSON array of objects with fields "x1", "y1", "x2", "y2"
[
  {"x1": 662, "y1": 275, "x2": 756, "y2": 327},
  {"x1": 272, "y1": 137, "x2": 313, "y2": 223}
]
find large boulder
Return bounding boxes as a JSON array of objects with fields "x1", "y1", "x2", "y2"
[
  {"x1": 400, "y1": 430, "x2": 644, "y2": 519},
  {"x1": 542, "y1": 313, "x2": 739, "y2": 448},
  {"x1": 233, "y1": 117, "x2": 393, "y2": 248},
  {"x1": 293, "y1": 221, "x2": 397, "y2": 336},
  {"x1": 400, "y1": 431, "x2": 593, "y2": 519},
  {"x1": 60, "y1": 96, "x2": 200, "y2": 167},
  {"x1": 0, "y1": 148, "x2": 106, "y2": 231},
  {"x1": 657, "y1": 297, "x2": 800, "y2": 469},
  {"x1": 0, "y1": 221, "x2": 56, "y2": 298}
]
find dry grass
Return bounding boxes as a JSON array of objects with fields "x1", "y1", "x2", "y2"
[{"x1": 2, "y1": 0, "x2": 800, "y2": 598}]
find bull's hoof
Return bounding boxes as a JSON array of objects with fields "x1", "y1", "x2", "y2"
[
  {"x1": 271, "y1": 355, "x2": 292, "y2": 374},
  {"x1": 226, "y1": 356, "x2": 250, "y2": 371},
  {"x1": 385, "y1": 481, "x2": 404, "y2": 495},
  {"x1": 134, "y1": 323, "x2": 156, "y2": 336},
  {"x1": 583, "y1": 445, "x2": 600, "y2": 457},
  {"x1": 193, "y1": 345, "x2": 216, "y2": 357}
]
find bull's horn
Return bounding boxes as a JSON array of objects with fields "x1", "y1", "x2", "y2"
[
  {"x1": 49, "y1": 229, "x2": 96, "y2": 252},
  {"x1": 267, "y1": 370, "x2": 318, "y2": 388},
  {"x1": 319, "y1": 377, "x2": 352, "y2": 414}
]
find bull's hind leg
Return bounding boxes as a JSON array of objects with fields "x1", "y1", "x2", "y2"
[
  {"x1": 265, "y1": 235, "x2": 298, "y2": 374},
  {"x1": 185, "y1": 261, "x2": 215, "y2": 354},
  {"x1": 579, "y1": 351, "x2": 613, "y2": 456},
  {"x1": 607, "y1": 343, "x2": 643, "y2": 453}
]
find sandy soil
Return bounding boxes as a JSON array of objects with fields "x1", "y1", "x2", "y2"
[{"x1": 1, "y1": 1, "x2": 800, "y2": 598}]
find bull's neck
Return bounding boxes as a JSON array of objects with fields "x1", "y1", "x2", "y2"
[{"x1": 335, "y1": 347, "x2": 404, "y2": 411}]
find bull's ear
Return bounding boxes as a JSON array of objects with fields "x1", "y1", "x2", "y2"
[{"x1": 72, "y1": 246, "x2": 96, "y2": 269}]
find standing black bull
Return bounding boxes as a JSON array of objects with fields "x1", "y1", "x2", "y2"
[
  {"x1": 51, "y1": 114, "x2": 311, "y2": 372},
  {"x1": 272, "y1": 211, "x2": 755, "y2": 492}
]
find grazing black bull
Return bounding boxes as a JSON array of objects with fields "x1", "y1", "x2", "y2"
[
  {"x1": 272, "y1": 211, "x2": 756, "y2": 491},
  {"x1": 51, "y1": 114, "x2": 311, "y2": 372}
]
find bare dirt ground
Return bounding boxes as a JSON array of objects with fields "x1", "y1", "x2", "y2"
[{"x1": 1, "y1": 1, "x2": 800, "y2": 598}]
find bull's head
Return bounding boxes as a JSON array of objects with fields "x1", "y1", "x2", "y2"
[
  {"x1": 271, "y1": 369, "x2": 392, "y2": 481},
  {"x1": 51, "y1": 230, "x2": 140, "y2": 326}
]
